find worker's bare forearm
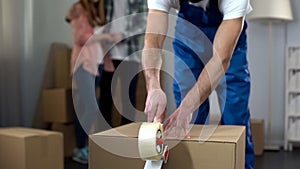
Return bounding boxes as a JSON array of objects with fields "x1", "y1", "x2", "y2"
[
  {"x1": 142, "y1": 9, "x2": 168, "y2": 91},
  {"x1": 142, "y1": 47, "x2": 162, "y2": 90},
  {"x1": 181, "y1": 17, "x2": 245, "y2": 112}
]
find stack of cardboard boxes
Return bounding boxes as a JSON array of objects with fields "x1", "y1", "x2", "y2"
[
  {"x1": 42, "y1": 43, "x2": 77, "y2": 157},
  {"x1": 0, "y1": 43, "x2": 72, "y2": 169}
]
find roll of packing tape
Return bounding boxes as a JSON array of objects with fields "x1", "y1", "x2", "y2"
[{"x1": 138, "y1": 122, "x2": 164, "y2": 161}]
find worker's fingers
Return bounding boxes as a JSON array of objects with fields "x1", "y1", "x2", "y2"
[
  {"x1": 163, "y1": 109, "x2": 178, "y2": 136},
  {"x1": 175, "y1": 125, "x2": 188, "y2": 139},
  {"x1": 163, "y1": 117, "x2": 172, "y2": 136},
  {"x1": 144, "y1": 94, "x2": 152, "y2": 114},
  {"x1": 145, "y1": 104, "x2": 157, "y2": 122},
  {"x1": 144, "y1": 99, "x2": 150, "y2": 115},
  {"x1": 144, "y1": 89, "x2": 167, "y2": 122},
  {"x1": 163, "y1": 117, "x2": 171, "y2": 131},
  {"x1": 183, "y1": 124, "x2": 191, "y2": 139},
  {"x1": 185, "y1": 131, "x2": 191, "y2": 139},
  {"x1": 163, "y1": 109, "x2": 176, "y2": 129},
  {"x1": 175, "y1": 125, "x2": 181, "y2": 139},
  {"x1": 156, "y1": 103, "x2": 166, "y2": 122},
  {"x1": 173, "y1": 111, "x2": 191, "y2": 139},
  {"x1": 175, "y1": 119, "x2": 185, "y2": 139},
  {"x1": 156, "y1": 109, "x2": 166, "y2": 123}
]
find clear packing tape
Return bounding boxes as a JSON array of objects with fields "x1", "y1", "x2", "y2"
[{"x1": 138, "y1": 122, "x2": 164, "y2": 161}]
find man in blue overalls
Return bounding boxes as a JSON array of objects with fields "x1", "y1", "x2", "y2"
[{"x1": 142, "y1": 0, "x2": 254, "y2": 168}]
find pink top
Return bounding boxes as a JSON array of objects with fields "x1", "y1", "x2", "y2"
[{"x1": 68, "y1": 3, "x2": 100, "y2": 75}]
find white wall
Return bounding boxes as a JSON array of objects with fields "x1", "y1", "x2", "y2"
[
  {"x1": 0, "y1": 0, "x2": 23, "y2": 126},
  {"x1": 21, "y1": 0, "x2": 76, "y2": 126},
  {"x1": 247, "y1": 0, "x2": 300, "y2": 145}
]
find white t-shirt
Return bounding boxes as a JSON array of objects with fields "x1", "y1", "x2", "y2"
[{"x1": 148, "y1": 0, "x2": 252, "y2": 20}]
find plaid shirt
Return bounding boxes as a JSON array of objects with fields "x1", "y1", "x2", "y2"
[{"x1": 104, "y1": 0, "x2": 148, "y2": 62}]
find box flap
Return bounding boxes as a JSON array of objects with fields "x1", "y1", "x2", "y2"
[{"x1": 92, "y1": 123, "x2": 245, "y2": 143}]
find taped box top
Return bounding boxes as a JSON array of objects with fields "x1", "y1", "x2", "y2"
[{"x1": 89, "y1": 123, "x2": 245, "y2": 169}]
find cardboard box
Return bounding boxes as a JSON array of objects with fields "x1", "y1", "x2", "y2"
[
  {"x1": 89, "y1": 123, "x2": 245, "y2": 169},
  {"x1": 42, "y1": 88, "x2": 75, "y2": 123},
  {"x1": 51, "y1": 123, "x2": 76, "y2": 157},
  {"x1": 251, "y1": 119, "x2": 264, "y2": 156},
  {"x1": 51, "y1": 43, "x2": 72, "y2": 89},
  {"x1": 0, "y1": 127, "x2": 63, "y2": 169}
]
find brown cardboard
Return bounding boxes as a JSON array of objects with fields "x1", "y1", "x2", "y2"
[
  {"x1": 0, "y1": 127, "x2": 63, "y2": 169},
  {"x1": 51, "y1": 43, "x2": 72, "y2": 89},
  {"x1": 89, "y1": 123, "x2": 245, "y2": 169},
  {"x1": 42, "y1": 88, "x2": 75, "y2": 123},
  {"x1": 51, "y1": 123, "x2": 76, "y2": 157},
  {"x1": 251, "y1": 119, "x2": 265, "y2": 156}
]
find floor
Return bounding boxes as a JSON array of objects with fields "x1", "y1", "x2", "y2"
[
  {"x1": 65, "y1": 148, "x2": 300, "y2": 169},
  {"x1": 65, "y1": 157, "x2": 88, "y2": 169},
  {"x1": 255, "y1": 148, "x2": 300, "y2": 169}
]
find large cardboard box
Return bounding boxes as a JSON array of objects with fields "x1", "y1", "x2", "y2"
[
  {"x1": 42, "y1": 88, "x2": 75, "y2": 123},
  {"x1": 251, "y1": 119, "x2": 264, "y2": 156},
  {"x1": 51, "y1": 123, "x2": 76, "y2": 157},
  {"x1": 89, "y1": 123, "x2": 245, "y2": 169},
  {"x1": 0, "y1": 127, "x2": 63, "y2": 169},
  {"x1": 51, "y1": 43, "x2": 72, "y2": 89}
]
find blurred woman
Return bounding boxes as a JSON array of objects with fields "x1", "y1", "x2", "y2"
[
  {"x1": 66, "y1": 0, "x2": 119, "y2": 164},
  {"x1": 66, "y1": 0, "x2": 106, "y2": 76}
]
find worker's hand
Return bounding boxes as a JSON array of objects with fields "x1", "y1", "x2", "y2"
[
  {"x1": 163, "y1": 104, "x2": 193, "y2": 139},
  {"x1": 144, "y1": 89, "x2": 167, "y2": 123}
]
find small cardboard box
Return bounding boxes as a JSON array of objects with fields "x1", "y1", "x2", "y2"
[
  {"x1": 51, "y1": 123, "x2": 76, "y2": 157},
  {"x1": 0, "y1": 127, "x2": 63, "y2": 169},
  {"x1": 89, "y1": 123, "x2": 245, "y2": 169},
  {"x1": 42, "y1": 88, "x2": 75, "y2": 123},
  {"x1": 251, "y1": 119, "x2": 264, "y2": 156},
  {"x1": 51, "y1": 43, "x2": 72, "y2": 89}
]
